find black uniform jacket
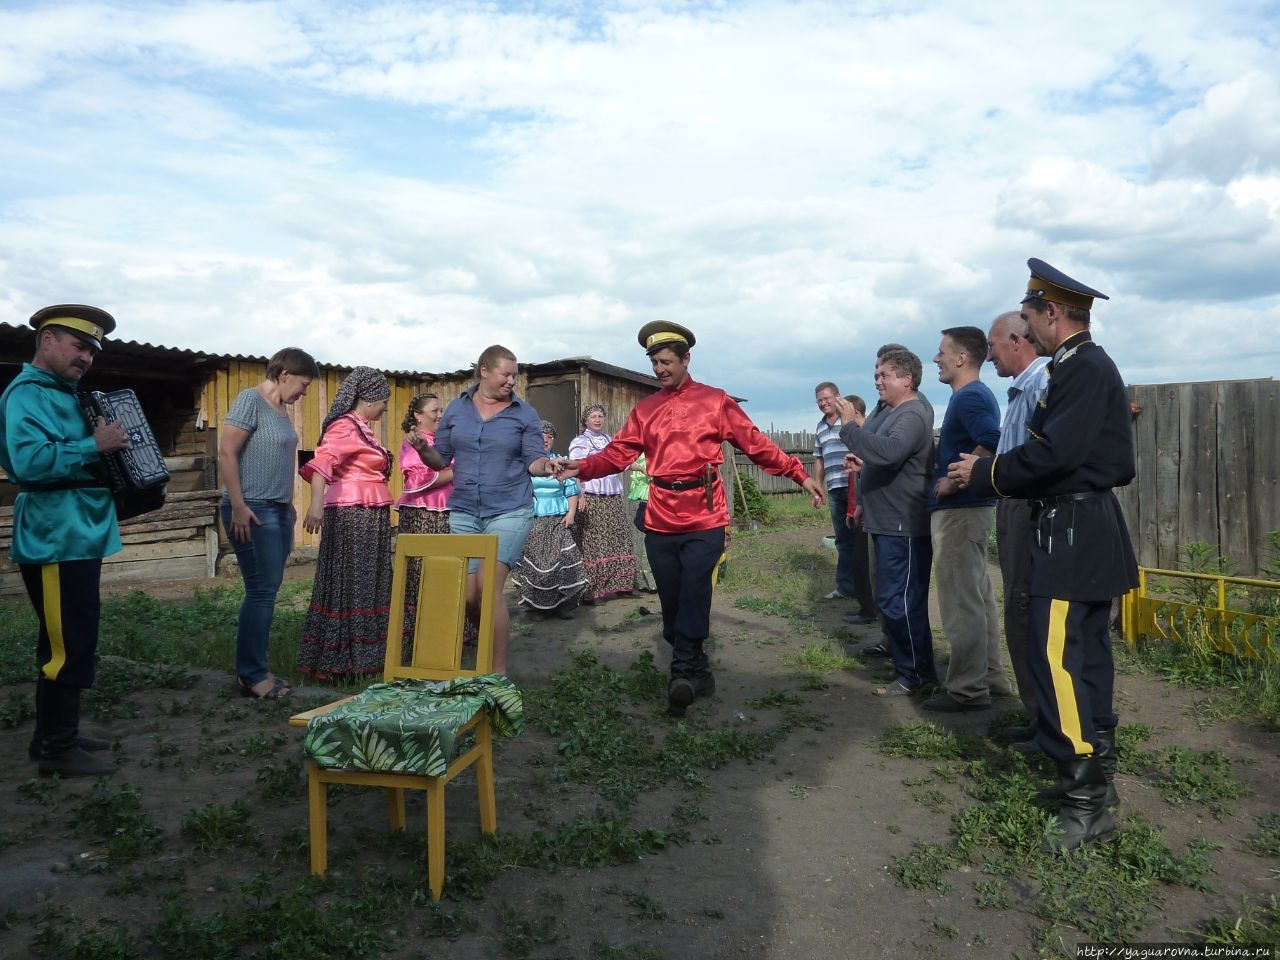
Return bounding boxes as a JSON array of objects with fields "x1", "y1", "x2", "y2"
[{"x1": 969, "y1": 330, "x2": 1139, "y2": 602}]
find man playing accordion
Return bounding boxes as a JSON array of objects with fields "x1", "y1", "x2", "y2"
[{"x1": 0, "y1": 305, "x2": 130, "y2": 777}]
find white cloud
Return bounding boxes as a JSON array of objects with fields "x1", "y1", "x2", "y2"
[
  {"x1": 1151, "y1": 72, "x2": 1280, "y2": 184},
  {"x1": 0, "y1": 0, "x2": 1278, "y2": 429}
]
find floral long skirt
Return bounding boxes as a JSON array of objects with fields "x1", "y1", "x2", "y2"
[
  {"x1": 396, "y1": 507, "x2": 451, "y2": 663},
  {"x1": 574, "y1": 493, "x2": 637, "y2": 602},
  {"x1": 511, "y1": 516, "x2": 588, "y2": 611},
  {"x1": 296, "y1": 505, "x2": 392, "y2": 680}
]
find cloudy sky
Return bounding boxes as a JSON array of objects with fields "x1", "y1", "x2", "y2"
[{"x1": 1, "y1": 1, "x2": 1277, "y2": 430}]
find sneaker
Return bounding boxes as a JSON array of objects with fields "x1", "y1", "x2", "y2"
[
  {"x1": 667, "y1": 678, "x2": 696, "y2": 717},
  {"x1": 859, "y1": 640, "x2": 891, "y2": 659},
  {"x1": 822, "y1": 589, "x2": 847, "y2": 600}
]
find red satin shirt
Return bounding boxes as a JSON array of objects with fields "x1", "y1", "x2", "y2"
[{"x1": 574, "y1": 377, "x2": 810, "y2": 534}]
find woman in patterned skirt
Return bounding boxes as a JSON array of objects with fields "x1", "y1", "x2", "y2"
[
  {"x1": 568, "y1": 404, "x2": 637, "y2": 603},
  {"x1": 511, "y1": 420, "x2": 587, "y2": 619},
  {"x1": 395, "y1": 393, "x2": 454, "y2": 658},
  {"x1": 295, "y1": 367, "x2": 394, "y2": 680}
]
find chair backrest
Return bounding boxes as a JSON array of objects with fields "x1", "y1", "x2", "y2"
[{"x1": 383, "y1": 533, "x2": 499, "y2": 681}]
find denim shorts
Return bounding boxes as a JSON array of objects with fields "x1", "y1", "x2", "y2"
[{"x1": 449, "y1": 506, "x2": 535, "y2": 572}]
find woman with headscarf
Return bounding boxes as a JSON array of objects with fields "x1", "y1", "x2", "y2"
[
  {"x1": 410, "y1": 345, "x2": 552, "y2": 674},
  {"x1": 395, "y1": 393, "x2": 454, "y2": 658},
  {"x1": 510, "y1": 420, "x2": 587, "y2": 620},
  {"x1": 295, "y1": 366, "x2": 394, "y2": 679},
  {"x1": 569, "y1": 403, "x2": 637, "y2": 604}
]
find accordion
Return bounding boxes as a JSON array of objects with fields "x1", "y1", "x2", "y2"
[{"x1": 80, "y1": 389, "x2": 169, "y2": 521}]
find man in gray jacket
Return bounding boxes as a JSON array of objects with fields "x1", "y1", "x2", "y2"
[{"x1": 835, "y1": 348, "x2": 937, "y2": 696}]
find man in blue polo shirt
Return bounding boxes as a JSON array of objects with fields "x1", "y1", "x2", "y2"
[{"x1": 923, "y1": 326, "x2": 1009, "y2": 712}]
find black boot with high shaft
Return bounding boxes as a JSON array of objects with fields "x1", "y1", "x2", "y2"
[{"x1": 1042, "y1": 756, "x2": 1114, "y2": 853}]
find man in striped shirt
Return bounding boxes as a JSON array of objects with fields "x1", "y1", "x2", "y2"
[{"x1": 813, "y1": 382, "x2": 875, "y2": 622}]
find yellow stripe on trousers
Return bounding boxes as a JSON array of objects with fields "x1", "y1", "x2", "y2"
[
  {"x1": 40, "y1": 563, "x2": 66, "y2": 681},
  {"x1": 1046, "y1": 598, "x2": 1090, "y2": 756}
]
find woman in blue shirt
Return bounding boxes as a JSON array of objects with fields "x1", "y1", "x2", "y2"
[{"x1": 412, "y1": 345, "x2": 553, "y2": 673}]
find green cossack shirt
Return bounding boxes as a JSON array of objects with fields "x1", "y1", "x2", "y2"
[{"x1": 0, "y1": 363, "x2": 121, "y2": 564}]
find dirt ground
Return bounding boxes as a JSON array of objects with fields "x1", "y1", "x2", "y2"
[{"x1": 0, "y1": 526, "x2": 1277, "y2": 959}]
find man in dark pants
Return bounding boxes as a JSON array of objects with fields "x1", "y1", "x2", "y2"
[
  {"x1": 985, "y1": 309, "x2": 1050, "y2": 744},
  {"x1": 811, "y1": 381, "x2": 875, "y2": 621},
  {"x1": 950, "y1": 260, "x2": 1138, "y2": 851},
  {"x1": 834, "y1": 348, "x2": 937, "y2": 696},
  {"x1": 1, "y1": 305, "x2": 131, "y2": 777},
  {"x1": 556, "y1": 320, "x2": 824, "y2": 715}
]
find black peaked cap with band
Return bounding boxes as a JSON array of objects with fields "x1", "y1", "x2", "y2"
[
  {"x1": 1022, "y1": 259, "x2": 1110, "y2": 311},
  {"x1": 637, "y1": 320, "x2": 696, "y2": 356},
  {"x1": 29, "y1": 304, "x2": 117, "y2": 352}
]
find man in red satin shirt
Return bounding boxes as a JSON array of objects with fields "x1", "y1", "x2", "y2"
[{"x1": 555, "y1": 320, "x2": 825, "y2": 716}]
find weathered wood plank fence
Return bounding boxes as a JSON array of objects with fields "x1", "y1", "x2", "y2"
[
  {"x1": 746, "y1": 379, "x2": 1280, "y2": 578},
  {"x1": 1116, "y1": 378, "x2": 1279, "y2": 578}
]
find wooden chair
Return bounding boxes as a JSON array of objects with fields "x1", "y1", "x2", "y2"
[{"x1": 289, "y1": 533, "x2": 502, "y2": 900}]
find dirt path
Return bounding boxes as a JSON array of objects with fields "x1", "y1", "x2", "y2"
[{"x1": 0, "y1": 526, "x2": 1277, "y2": 958}]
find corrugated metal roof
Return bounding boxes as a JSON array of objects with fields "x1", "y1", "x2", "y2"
[
  {"x1": 0, "y1": 322, "x2": 436, "y2": 377},
  {"x1": 0, "y1": 323, "x2": 662, "y2": 386}
]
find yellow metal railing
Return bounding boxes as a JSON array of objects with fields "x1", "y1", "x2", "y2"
[{"x1": 1121, "y1": 567, "x2": 1280, "y2": 658}]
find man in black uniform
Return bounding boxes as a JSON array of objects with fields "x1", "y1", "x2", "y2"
[{"x1": 949, "y1": 259, "x2": 1137, "y2": 851}]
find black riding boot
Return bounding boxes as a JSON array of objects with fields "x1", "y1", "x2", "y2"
[
  {"x1": 1042, "y1": 756, "x2": 1113, "y2": 852},
  {"x1": 1095, "y1": 724, "x2": 1120, "y2": 810},
  {"x1": 27, "y1": 676, "x2": 110, "y2": 760},
  {"x1": 37, "y1": 682, "x2": 116, "y2": 778}
]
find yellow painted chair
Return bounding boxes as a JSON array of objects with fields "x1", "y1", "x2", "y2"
[{"x1": 288, "y1": 533, "x2": 505, "y2": 900}]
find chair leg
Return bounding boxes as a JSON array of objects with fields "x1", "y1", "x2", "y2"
[
  {"x1": 307, "y1": 763, "x2": 329, "y2": 876},
  {"x1": 387, "y1": 787, "x2": 407, "y2": 831},
  {"x1": 476, "y1": 727, "x2": 497, "y2": 835},
  {"x1": 426, "y1": 780, "x2": 446, "y2": 901}
]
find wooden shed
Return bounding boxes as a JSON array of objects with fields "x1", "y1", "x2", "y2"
[{"x1": 0, "y1": 326, "x2": 659, "y2": 593}]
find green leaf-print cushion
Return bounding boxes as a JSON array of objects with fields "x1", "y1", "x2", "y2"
[{"x1": 304, "y1": 675, "x2": 523, "y2": 776}]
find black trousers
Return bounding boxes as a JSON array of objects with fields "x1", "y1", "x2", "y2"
[
  {"x1": 645, "y1": 527, "x2": 726, "y2": 680},
  {"x1": 1026, "y1": 596, "x2": 1117, "y2": 762},
  {"x1": 21, "y1": 559, "x2": 103, "y2": 689},
  {"x1": 996, "y1": 498, "x2": 1037, "y2": 720},
  {"x1": 828, "y1": 487, "x2": 875, "y2": 615}
]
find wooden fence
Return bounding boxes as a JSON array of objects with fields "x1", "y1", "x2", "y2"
[
  {"x1": 751, "y1": 378, "x2": 1280, "y2": 579},
  {"x1": 1116, "y1": 377, "x2": 1279, "y2": 578}
]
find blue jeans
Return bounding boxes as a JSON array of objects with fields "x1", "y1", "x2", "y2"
[
  {"x1": 449, "y1": 506, "x2": 535, "y2": 572},
  {"x1": 221, "y1": 499, "x2": 294, "y2": 684}
]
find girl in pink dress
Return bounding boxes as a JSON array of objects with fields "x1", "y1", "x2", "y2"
[{"x1": 395, "y1": 393, "x2": 454, "y2": 657}]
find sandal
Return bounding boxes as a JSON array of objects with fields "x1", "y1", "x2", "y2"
[
  {"x1": 236, "y1": 675, "x2": 292, "y2": 700},
  {"x1": 874, "y1": 678, "x2": 919, "y2": 698}
]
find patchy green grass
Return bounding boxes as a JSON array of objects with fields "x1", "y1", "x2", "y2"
[
  {"x1": 1243, "y1": 813, "x2": 1280, "y2": 857},
  {"x1": 1122, "y1": 622, "x2": 1280, "y2": 731},
  {"x1": 875, "y1": 721, "x2": 1237, "y2": 945},
  {"x1": 1199, "y1": 895, "x2": 1280, "y2": 945}
]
